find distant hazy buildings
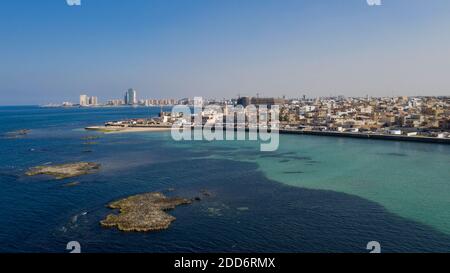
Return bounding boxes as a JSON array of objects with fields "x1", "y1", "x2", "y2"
[
  {"x1": 237, "y1": 96, "x2": 252, "y2": 107},
  {"x1": 237, "y1": 96, "x2": 286, "y2": 107},
  {"x1": 142, "y1": 99, "x2": 178, "y2": 106},
  {"x1": 102, "y1": 88, "x2": 178, "y2": 107},
  {"x1": 125, "y1": 89, "x2": 138, "y2": 105},
  {"x1": 89, "y1": 96, "x2": 98, "y2": 105},
  {"x1": 79, "y1": 94, "x2": 99, "y2": 106},
  {"x1": 107, "y1": 99, "x2": 124, "y2": 106},
  {"x1": 79, "y1": 94, "x2": 88, "y2": 106}
]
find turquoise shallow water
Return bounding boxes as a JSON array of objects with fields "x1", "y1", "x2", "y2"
[
  {"x1": 168, "y1": 131, "x2": 450, "y2": 235},
  {"x1": 1, "y1": 106, "x2": 450, "y2": 252},
  {"x1": 264, "y1": 136, "x2": 450, "y2": 235}
]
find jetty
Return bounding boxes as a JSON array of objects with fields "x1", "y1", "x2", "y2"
[{"x1": 281, "y1": 129, "x2": 450, "y2": 144}]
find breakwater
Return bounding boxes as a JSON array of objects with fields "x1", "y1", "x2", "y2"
[{"x1": 281, "y1": 130, "x2": 450, "y2": 144}]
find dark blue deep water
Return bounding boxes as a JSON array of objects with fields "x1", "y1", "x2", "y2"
[{"x1": 1, "y1": 106, "x2": 450, "y2": 253}]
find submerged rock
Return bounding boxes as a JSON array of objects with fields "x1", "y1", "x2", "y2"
[
  {"x1": 26, "y1": 162, "x2": 100, "y2": 179},
  {"x1": 64, "y1": 181, "x2": 81, "y2": 187},
  {"x1": 83, "y1": 142, "x2": 98, "y2": 145},
  {"x1": 3, "y1": 129, "x2": 31, "y2": 138},
  {"x1": 81, "y1": 135, "x2": 100, "y2": 140},
  {"x1": 283, "y1": 171, "x2": 304, "y2": 174},
  {"x1": 200, "y1": 189, "x2": 213, "y2": 197},
  {"x1": 100, "y1": 192, "x2": 192, "y2": 232},
  {"x1": 207, "y1": 207, "x2": 223, "y2": 217}
]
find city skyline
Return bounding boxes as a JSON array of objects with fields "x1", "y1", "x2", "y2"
[
  {"x1": 2, "y1": 0, "x2": 450, "y2": 105},
  {"x1": 67, "y1": 89, "x2": 450, "y2": 108}
]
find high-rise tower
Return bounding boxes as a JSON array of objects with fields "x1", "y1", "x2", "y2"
[{"x1": 125, "y1": 89, "x2": 137, "y2": 105}]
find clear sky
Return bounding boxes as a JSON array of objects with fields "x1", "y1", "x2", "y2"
[{"x1": 1, "y1": 0, "x2": 450, "y2": 105}]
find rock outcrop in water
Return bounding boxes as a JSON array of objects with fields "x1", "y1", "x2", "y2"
[
  {"x1": 26, "y1": 162, "x2": 100, "y2": 179},
  {"x1": 100, "y1": 192, "x2": 192, "y2": 232}
]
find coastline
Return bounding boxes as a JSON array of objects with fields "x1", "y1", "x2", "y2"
[
  {"x1": 281, "y1": 129, "x2": 450, "y2": 144},
  {"x1": 85, "y1": 126, "x2": 172, "y2": 133},
  {"x1": 85, "y1": 124, "x2": 450, "y2": 144},
  {"x1": 3, "y1": 106, "x2": 450, "y2": 252}
]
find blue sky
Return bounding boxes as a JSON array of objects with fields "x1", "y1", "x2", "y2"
[{"x1": 1, "y1": 0, "x2": 450, "y2": 105}]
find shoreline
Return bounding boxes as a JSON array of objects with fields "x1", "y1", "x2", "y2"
[
  {"x1": 281, "y1": 129, "x2": 450, "y2": 144},
  {"x1": 85, "y1": 125, "x2": 450, "y2": 144},
  {"x1": 85, "y1": 126, "x2": 172, "y2": 133}
]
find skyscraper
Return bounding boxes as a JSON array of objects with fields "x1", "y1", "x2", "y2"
[
  {"x1": 125, "y1": 88, "x2": 137, "y2": 105},
  {"x1": 79, "y1": 95, "x2": 88, "y2": 106},
  {"x1": 89, "y1": 96, "x2": 98, "y2": 106}
]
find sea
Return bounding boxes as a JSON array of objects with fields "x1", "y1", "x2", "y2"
[{"x1": 0, "y1": 106, "x2": 449, "y2": 253}]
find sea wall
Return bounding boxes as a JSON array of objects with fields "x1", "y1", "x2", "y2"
[{"x1": 281, "y1": 130, "x2": 450, "y2": 144}]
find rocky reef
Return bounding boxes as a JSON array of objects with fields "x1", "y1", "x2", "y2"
[
  {"x1": 101, "y1": 192, "x2": 192, "y2": 232},
  {"x1": 83, "y1": 142, "x2": 98, "y2": 145},
  {"x1": 26, "y1": 162, "x2": 101, "y2": 179},
  {"x1": 64, "y1": 181, "x2": 81, "y2": 187},
  {"x1": 81, "y1": 135, "x2": 100, "y2": 140},
  {"x1": 3, "y1": 129, "x2": 31, "y2": 138}
]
